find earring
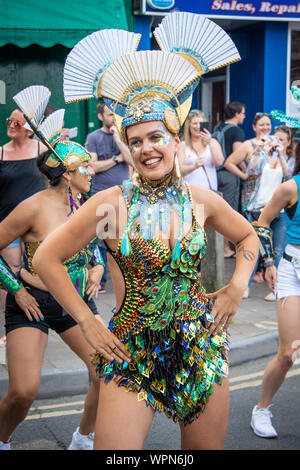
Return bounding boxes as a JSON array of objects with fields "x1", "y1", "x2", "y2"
[
  {"x1": 131, "y1": 168, "x2": 140, "y2": 187},
  {"x1": 173, "y1": 154, "x2": 182, "y2": 187},
  {"x1": 68, "y1": 186, "x2": 79, "y2": 215}
]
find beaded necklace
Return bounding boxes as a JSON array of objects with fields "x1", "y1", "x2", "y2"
[{"x1": 120, "y1": 173, "x2": 195, "y2": 262}]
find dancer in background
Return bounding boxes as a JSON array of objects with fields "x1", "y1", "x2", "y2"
[
  {"x1": 0, "y1": 87, "x2": 104, "y2": 450},
  {"x1": 251, "y1": 143, "x2": 300, "y2": 438},
  {"x1": 250, "y1": 114, "x2": 300, "y2": 439}
]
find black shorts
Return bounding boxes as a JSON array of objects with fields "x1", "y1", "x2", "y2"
[{"x1": 5, "y1": 278, "x2": 99, "y2": 335}]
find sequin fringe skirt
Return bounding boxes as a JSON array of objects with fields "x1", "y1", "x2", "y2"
[{"x1": 93, "y1": 314, "x2": 229, "y2": 425}]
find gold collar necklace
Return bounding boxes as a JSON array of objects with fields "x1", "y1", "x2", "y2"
[{"x1": 138, "y1": 173, "x2": 173, "y2": 204}]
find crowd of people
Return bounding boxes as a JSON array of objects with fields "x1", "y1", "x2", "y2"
[{"x1": 0, "y1": 12, "x2": 299, "y2": 450}]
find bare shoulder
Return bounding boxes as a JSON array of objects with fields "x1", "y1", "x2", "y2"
[
  {"x1": 210, "y1": 138, "x2": 221, "y2": 148},
  {"x1": 87, "y1": 185, "x2": 123, "y2": 207},
  {"x1": 278, "y1": 178, "x2": 299, "y2": 203},
  {"x1": 188, "y1": 183, "x2": 221, "y2": 206},
  {"x1": 238, "y1": 138, "x2": 253, "y2": 154},
  {"x1": 14, "y1": 190, "x2": 48, "y2": 215}
]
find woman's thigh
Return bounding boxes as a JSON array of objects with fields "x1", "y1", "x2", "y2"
[
  {"x1": 59, "y1": 324, "x2": 98, "y2": 381},
  {"x1": 277, "y1": 297, "x2": 300, "y2": 356},
  {"x1": 6, "y1": 327, "x2": 48, "y2": 394},
  {"x1": 180, "y1": 377, "x2": 230, "y2": 450},
  {"x1": 94, "y1": 379, "x2": 155, "y2": 450}
]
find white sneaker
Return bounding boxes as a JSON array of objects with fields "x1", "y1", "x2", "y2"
[
  {"x1": 0, "y1": 438, "x2": 12, "y2": 450},
  {"x1": 251, "y1": 405, "x2": 278, "y2": 438},
  {"x1": 68, "y1": 427, "x2": 94, "y2": 450}
]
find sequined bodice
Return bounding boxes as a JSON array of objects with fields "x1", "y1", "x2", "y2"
[
  {"x1": 107, "y1": 217, "x2": 211, "y2": 341},
  {"x1": 95, "y1": 183, "x2": 228, "y2": 426},
  {"x1": 23, "y1": 238, "x2": 100, "y2": 297}
]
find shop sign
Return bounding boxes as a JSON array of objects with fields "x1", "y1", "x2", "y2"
[
  {"x1": 141, "y1": 0, "x2": 300, "y2": 19},
  {"x1": 146, "y1": 0, "x2": 175, "y2": 9}
]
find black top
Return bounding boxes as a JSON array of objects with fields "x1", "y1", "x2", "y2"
[
  {"x1": 286, "y1": 202, "x2": 297, "y2": 220},
  {"x1": 213, "y1": 122, "x2": 245, "y2": 159},
  {"x1": 0, "y1": 144, "x2": 45, "y2": 222}
]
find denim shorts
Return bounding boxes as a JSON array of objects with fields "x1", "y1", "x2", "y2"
[{"x1": 5, "y1": 278, "x2": 99, "y2": 335}]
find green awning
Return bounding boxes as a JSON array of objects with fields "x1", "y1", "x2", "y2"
[{"x1": 0, "y1": 0, "x2": 132, "y2": 47}]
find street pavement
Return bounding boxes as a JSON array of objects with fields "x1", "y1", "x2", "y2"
[{"x1": 0, "y1": 258, "x2": 280, "y2": 399}]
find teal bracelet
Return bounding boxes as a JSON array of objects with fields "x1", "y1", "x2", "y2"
[{"x1": 0, "y1": 255, "x2": 24, "y2": 295}]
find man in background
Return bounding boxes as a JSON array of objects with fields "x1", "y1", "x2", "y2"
[
  {"x1": 86, "y1": 100, "x2": 132, "y2": 292},
  {"x1": 214, "y1": 101, "x2": 246, "y2": 258}
]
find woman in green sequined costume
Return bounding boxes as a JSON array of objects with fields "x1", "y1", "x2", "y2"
[
  {"x1": 33, "y1": 16, "x2": 259, "y2": 449},
  {"x1": 34, "y1": 122, "x2": 258, "y2": 449},
  {"x1": 0, "y1": 96, "x2": 105, "y2": 450}
]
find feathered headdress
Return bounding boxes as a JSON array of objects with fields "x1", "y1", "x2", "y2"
[
  {"x1": 63, "y1": 13, "x2": 240, "y2": 140},
  {"x1": 13, "y1": 85, "x2": 90, "y2": 171}
]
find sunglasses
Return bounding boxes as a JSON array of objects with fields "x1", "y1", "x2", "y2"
[
  {"x1": 6, "y1": 118, "x2": 24, "y2": 129},
  {"x1": 274, "y1": 125, "x2": 291, "y2": 132},
  {"x1": 254, "y1": 112, "x2": 270, "y2": 118}
]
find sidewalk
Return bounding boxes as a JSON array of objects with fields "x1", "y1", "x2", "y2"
[{"x1": 0, "y1": 258, "x2": 279, "y2": 398}]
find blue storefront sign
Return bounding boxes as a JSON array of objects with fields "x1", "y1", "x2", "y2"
[
  {"x1": 143, "y1": 0, "x2": 300, "y2": 19},
  {"x1": 146, "y1": 0, "x2": 174, "y2": 9}
]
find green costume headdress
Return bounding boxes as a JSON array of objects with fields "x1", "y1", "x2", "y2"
[{"x1": 13, "y1": 85, "x2": 90, "y2": 172}]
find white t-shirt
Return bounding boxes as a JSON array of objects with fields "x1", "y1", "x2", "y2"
[
  {"x1": 253, "y1": 162, "x2": 283, "y2": 209},
  {"x1": 182, "y1": 143, "x2": 218, "y2": 191}
]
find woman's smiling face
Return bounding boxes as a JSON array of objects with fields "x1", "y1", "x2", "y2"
[
  {"x1": 253, "y1": 116, "x2": 272, "y2": 138},
  {"x1": 126, "y1": 121, "x2": 180, "y2": 180}
]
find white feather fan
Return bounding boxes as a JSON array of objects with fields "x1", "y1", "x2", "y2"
[
  {"x1": 13, "y1": 85, "x2": 51, "y2": 128},
  {"x1": 63, "y1": 29, "x2": 141, "y2": 103},
  {"x1": 39, "y1": 109, "x2": 65, "y2": 145},
  {"x1": 99, "y1": 50, "x2": 200, "y2": 105},
  {"x1": 154, "y1": 12, "x2": 240, "y2": 74}
]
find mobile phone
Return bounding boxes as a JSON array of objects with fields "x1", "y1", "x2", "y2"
[
  {"x1": 68, "y1": 127, "x2": 78, "y2": 139},
  {"x1": 200, "y1": 122, "x2": 212, "y2": 132}
]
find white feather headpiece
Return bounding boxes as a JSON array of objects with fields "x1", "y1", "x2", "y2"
[
  {"x1": 62, "y1": 13, "x2": 241, "y2": 137},
  {"x1": 64, "y1": 29, "x2": 141, "y2": 103},
  {"x1": 13, "y1": 85, "x2": 51, "y2": 131},
  {"x1": 153, "y1": 12, "x2": 241, "y2": 75}
]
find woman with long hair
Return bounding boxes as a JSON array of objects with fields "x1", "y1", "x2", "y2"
[
  {"x1": 251, "y1": 140, "x2": 300, "y2": 438},
  {"x1": 178, "y1": 109, "x2": 224, "y2": 191},
  {"x1": 32, "y1": 15, "x2": 258, "y2": 450},
  {"x1": 0, "y1": 94, "x2": 104, "y2": 450}
]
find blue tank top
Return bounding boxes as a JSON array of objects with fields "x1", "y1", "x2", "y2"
[{"x1": 285, "y1": 174, "x2": 300, "y2": 246}]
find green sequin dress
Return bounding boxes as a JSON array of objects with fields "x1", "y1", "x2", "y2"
[{"x1": 93, "y1": 184, "x2": 229, "y2": 425}]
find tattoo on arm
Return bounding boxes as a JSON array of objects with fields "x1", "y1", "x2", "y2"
[{"x1": 236, "y1": 244, "x2": 255, "y2": 261}]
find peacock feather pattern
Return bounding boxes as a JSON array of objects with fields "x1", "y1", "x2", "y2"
[{"x1": 93, "y1": 181, "x2": 229, "y2": 425}]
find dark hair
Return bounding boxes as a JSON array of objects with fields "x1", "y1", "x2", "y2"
[
  {"x1": 293, "y1": 141, "x2": 300, "y2": 176},
  {"x1": 97, "y1": 100, "x2": 107, "y2": 116},
  {"x1": 43, "y1": 105, "x2": 58, "y2": 120},
  {"x1": 224, "y1": 102, "x2": 245, "y2": 119},
  {"x1": 36, "y1": 149, "x2": 66, "y2": 186},
  {"x1": 253, "y1": 112, "x2": 271, "y2": 126}
]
